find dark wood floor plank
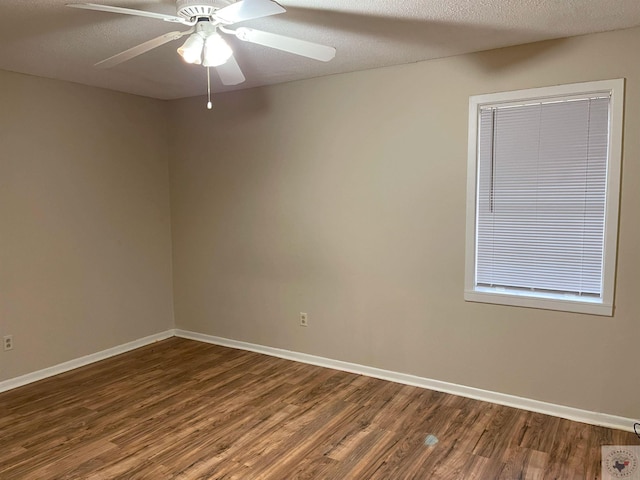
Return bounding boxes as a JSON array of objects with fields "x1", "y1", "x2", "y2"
[{"x1": 1, "y1": 337, "x2": 639, "y2": 479}]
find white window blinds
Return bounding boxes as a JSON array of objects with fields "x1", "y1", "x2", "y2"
[{"x1": 475, "y1": 96, "x2": 610, "y2": 298}]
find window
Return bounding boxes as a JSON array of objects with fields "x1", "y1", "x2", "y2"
[{"x1": 465, "y1": 79, "x2": 624, "y2": 316}]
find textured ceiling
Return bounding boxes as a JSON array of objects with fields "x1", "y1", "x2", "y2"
[{"x1": 1, "y1": 0, "x2": 640, "y2": 100}]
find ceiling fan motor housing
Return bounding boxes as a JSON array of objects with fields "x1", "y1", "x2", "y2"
[{"x1": 176, "y1": 0, "x2": 235, "y2": 19}]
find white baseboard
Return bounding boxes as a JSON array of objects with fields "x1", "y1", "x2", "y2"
[
  {"x1": 175, "y1": 329, "x2": 638, "y2": 434},
  {"x1": 2, "y1": 328, "x2": 635, "y2": 434},
  {"x1": 0, "y1": 329, "x2": 175, "y2": 393}
]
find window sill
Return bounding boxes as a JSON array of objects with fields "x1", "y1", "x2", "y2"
[{"x1": 464, "y1": 289, "x2": 613, "y2": 316}]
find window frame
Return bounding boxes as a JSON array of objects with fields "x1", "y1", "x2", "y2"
[{"x1": 464, "y1": 79, "x2": 625, "y2": 316}]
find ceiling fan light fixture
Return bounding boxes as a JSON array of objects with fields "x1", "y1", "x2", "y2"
[
  {"x1": 177, "y1": 33, "x2": 205, "y2": 64},
  {"x1": 203, "y1": 33, "x2": 232, "y2": 67}
]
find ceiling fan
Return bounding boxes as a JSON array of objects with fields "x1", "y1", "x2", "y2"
[{"x1": 67, "y1": 0, "x2": 336, "y2": 105}]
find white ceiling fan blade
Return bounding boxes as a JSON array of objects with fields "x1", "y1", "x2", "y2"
[
  {"x1": 215, "y1": 55, "x2": 246, "y2": 85},
  {"x1": 215, "y1": 0, "x2": 285, "y2": 24},
  {"x1": 233, "y1": 27, "x2": 336, "y2": 62},
  {"x1": 67, "y1": 3, "x2": 189, "y2": 24},
  {"x1": 95, "y1": 30, "x2": 193, "y2": 68}
]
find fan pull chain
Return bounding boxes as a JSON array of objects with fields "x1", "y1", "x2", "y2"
[{"x1": 206, "y1": 67, "x2": 213, "y2": 110}]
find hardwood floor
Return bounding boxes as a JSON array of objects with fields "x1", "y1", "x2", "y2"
[{"x1": 1, "y1": 337, "x2": 638, "y2": 479}]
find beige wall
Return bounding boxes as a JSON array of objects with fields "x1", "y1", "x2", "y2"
[
  {"x1": 168, "y1": 27, "x2": 640, "y2": 419},
  {"x1": 0, "y1": 71, "x2": 175, "y2": 381},
  {"x1": 2, "y1": 26, "x2": 638, "y2": 420}
]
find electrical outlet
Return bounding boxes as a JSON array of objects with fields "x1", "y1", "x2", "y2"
[
  {"x1": 299, "y1": 312, "x2": 308, "y2": 327},
  {"x1": 3, "y1": 335, "x2": 13, "y2": 351}
]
